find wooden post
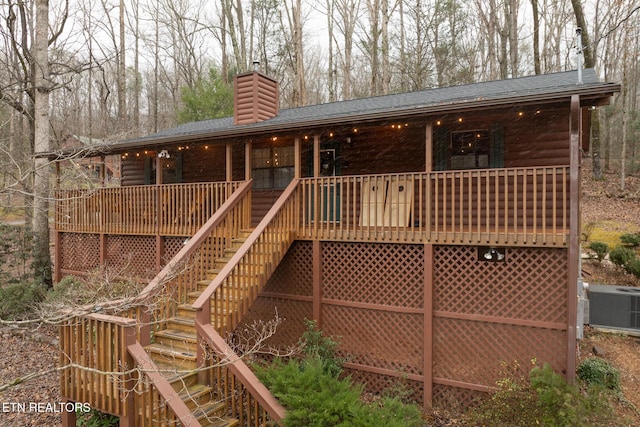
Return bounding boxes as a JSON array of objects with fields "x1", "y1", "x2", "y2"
[
  {"x1": 313, "y1": 240, "x2": 322, "y2": 327},
  {"x1": 423, "y1": 243, "x2": 433, "y2": 409},
  {"x1": 245, "y1": 141, "x2": 252, "y2": 181},
  {"x1": 313, "y1": 135, "x2": 320, "y2": 177},
  {"x1": 53, "y1": 231, "x2": 62, "y2": 283},
  {"x1": 120, "y1": 325, "x2": 137, "y2": 427},
  {"x1": 567, "y1": 95, "x2": 581, "y2": 383},
  {"x1": 226, "y1": 143, "x2": 233, "y2": 182},
  {"x1": 60, "y1": 399, "x2": 77, "y2": 427},
  {"x1": 425, "y1": 122, "x2": 433, "y2": 172},
  {"x1": 294, "y1": 137, "x2": 301, "y2": 179},
  {"x1": 99, "y1": 234, "x2": 108, "y2": 266}
]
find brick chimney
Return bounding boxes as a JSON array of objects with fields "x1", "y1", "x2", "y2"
[{"x1": 233, "y1": 69, "x2": 279, "y2": 125}]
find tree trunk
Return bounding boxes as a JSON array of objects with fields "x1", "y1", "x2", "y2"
[
  {"x1": 531, "y1": 0, "x2": 540, "y2": 74},
  {"x1": 33, "y1": 0, "x2": 52, "y2": 287},
  {"x1": 570, "y1": 0, "x2": 603, "y2": 179}
]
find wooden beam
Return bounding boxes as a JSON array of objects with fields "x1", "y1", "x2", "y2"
[
  {"x1": 245, "y1": 141, "x2": 252, "y2": 181},
  {"x1": 226, "y1": 143, "x2": 233, "y2": 182},
  {"x1": 313, "y1": 240, "x2": 322, "y2": 327},
  {"x1": 313, "y1": 135, "x2": 320, "y2": 177},
  {"x1": 294, "y1": 137, "x2": 301, "y2": 179},
  {"x1": 567, "y1": 94, "x2": 580, "y2": 383},
  {"x1": 424, "y1": 243, "x2": 433, "y2": 409},
  {"x1": 425, "y1": 122, "x2": 433, "y2": 172},
  {"x1": 155, "y1": 156, "x2": 162, "y2": 185}
]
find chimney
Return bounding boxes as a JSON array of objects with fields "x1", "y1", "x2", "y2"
[{"x1": 233, "y1": 68, "x2": 279, "y2": 125}]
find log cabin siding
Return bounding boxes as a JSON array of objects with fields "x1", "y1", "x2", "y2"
[
  {"x1": 121, "y1": 156, "x2": 146, "y2": 186},
  {"x1": 181, "y1": 145, "x2": 226, "y2": 182}
]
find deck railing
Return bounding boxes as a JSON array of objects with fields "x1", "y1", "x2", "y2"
[
  {"x1": 60, "y1": 313, "x2": 136, "y2": 419},
  {"x1": 55, "y1": 181, "x2": 244, "y2": 236},
  {"x1": 193, "y1": 178, "x2": 299, "y2": 333},
  {"x1": 297, "y1": 166, "x2": 570, "y2": 246},
  {"x1": 59, "y1": 182, "x2": 286, "y2": 426}
]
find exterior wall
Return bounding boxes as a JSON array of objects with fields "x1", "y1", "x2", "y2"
[{"x1": 240, "y1": 240, "x2": 569, "y2": 407}]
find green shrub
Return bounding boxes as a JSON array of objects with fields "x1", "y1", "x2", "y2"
[
  {"x1": 256, "y1": 357, "x2": 364, "y2": 427},
  {"x1": 609, "y1": 246, "x2": 636, "y2": 269},
  {"x1": 469, "y1": 363, "x2": 618, "y2": 427},
  {"x1": 577, "y1": 358, "x2": 621, "y2": 391},
  {"x1": 620, "y1": 232, "x2": 640, "y2": 248},
  {"x1": 256, "y1": 357, "x2": 424, "y2": 427},
  {"x1": 299, "y1": 319, "x2": 344, "y2": 377},
  {"x1": 0, "y1": 281, "x2": 46, "y2": 320},
  {"x1": 76, "y1": 409, "x2": 119, "y2": 427},
  {"x1": 624, "y1": 258, "x2": 640, "y2": 278},
  {"x1": 588, "y1": 241, "x2": 609, "y2": 262}
]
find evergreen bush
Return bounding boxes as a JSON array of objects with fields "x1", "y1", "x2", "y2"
[
  {"x1": 587, "y1": 241, "x2": 608, "y2": 262},
  {"x1": 620, "y1": 232, "x2": 640, "y2": 248},
  {"x1": 609, "y1": 246, "x2": 636, "y2": 269},
  {"x1": 0, "y1": 281, "x2": 46, "y2": 320},
  {"x1": 469, "y1": 363, "x2": 618, "y2": 426},
  {"x1": 577, "y1": 358, "x2": 621, "y2": 391}
]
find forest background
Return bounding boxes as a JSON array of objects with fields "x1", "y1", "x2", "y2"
[{"x1": 0, "y1": 0, "x2": 639, "y2": 285}]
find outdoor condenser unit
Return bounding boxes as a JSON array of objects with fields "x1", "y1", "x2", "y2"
[{"x1": 588, "y1": 284, "x2": 640, "y2": 334}]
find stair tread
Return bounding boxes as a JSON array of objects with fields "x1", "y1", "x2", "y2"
[
  {"x1": 194, "y1": 400, "x2": 238, "y2": 427},
  {"x1": 155, "y1": 328, "x2": 197, "y2": 341},
  {"x1": 167, "y1": 316, "x2": 196, "y2": 325},
  {"x1": 146, "y1": 342, "x2": 197, "y2": 359}
]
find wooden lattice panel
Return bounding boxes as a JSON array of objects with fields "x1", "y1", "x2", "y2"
[
  {"x1": 344, "y1": 368, "x2": 424, "y2": 402},
  {"x1": 236, "y1": 296, "x2": 313, "y2": 351},
  {"x1": 433, "y1": 318, "x2": 566, "y2": 386},
  {"x1": 323, "y1": 305, "x2": 423, "y2": 376},
  {"x1": 263, "y1": 241, "x2": 313, "y2": 296},
  {"x1": 59, "y1": 233, "x2": 100, "y2": 272},
  {"x1": 432, "y1": 384, "x2": 487, "y2": 411},
  {"x1": 322, "y1": 242, "x2": 424, "y2": 308},
  {"x1": 434, "y1": 246, "x2": 568, "y2": 323},
  {"x1": 107, "y1": 235, "x2": 157, "y2": 278},
  {"x1": 163, "y1": 237, "x2": 187, "y2": 263}
]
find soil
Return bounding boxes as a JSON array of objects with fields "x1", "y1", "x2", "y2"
[{"x1": 0, "y1": 164, "x2": 639, "y2": 426}]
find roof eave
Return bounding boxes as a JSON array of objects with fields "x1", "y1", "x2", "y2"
[{"x1": 43, "y1": 82, "x2": 620, "y2": 159}]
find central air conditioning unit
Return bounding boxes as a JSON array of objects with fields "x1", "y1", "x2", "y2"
[{"x1": 587, "y1": 284, "x2": 640, "y2": 334}]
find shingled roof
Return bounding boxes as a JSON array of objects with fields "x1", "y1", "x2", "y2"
[{"x1": 62, "y1": 68, "x2": 620, "y2": 156}]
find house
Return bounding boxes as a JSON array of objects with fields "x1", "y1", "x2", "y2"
[{"x1": 52, "y1": 68, "x2": 619, "y2": 426}]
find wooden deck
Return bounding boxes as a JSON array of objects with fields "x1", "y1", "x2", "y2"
[{"x1": 54, "y1": 167, "x2": 573, "y2": 248}]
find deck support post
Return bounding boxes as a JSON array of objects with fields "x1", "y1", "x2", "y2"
[
  {"x1": 120, "y1": 325, "x2": 137, "y2": 427},
  {"x1": 226, "y1": 143, "x2": 233, "y2": 182},
  {"x1": 53, "y1": 230, "x2": 62, "y2": 283},
  {"x1": 60, "y1": 399, "x2": 77, "y2": 427},
  {"x1": 313, "y1": 240, "x2": 322, "y2": 327},
  {"x1": 245, "y1": 141, "x2": 252, "y2": 181},
  {"x1": 424, "y1": 243, "x2": 434, "y2": 409},
  {"x1": 567, "y1": 94, "x2": 581, "y2": 383},
  {"x1": 99, "y1": 233, "x2": 107, "y2": 266},
  {"x1": 155, "y1": 235, "x2": 164, "y2": 273}
]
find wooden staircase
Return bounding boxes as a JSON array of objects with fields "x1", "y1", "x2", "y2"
[{"x1": 141, "y1": 228, "x2": 276, "y2": 426}]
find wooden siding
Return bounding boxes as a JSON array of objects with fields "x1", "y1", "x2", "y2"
[{"x1": 234, "y1": 71, "x2": 279, "y2": 125}]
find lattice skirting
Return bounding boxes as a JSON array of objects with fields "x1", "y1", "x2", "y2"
[
  {"x1": 239, "y1": 241, "x2": 571, "y2": 409},
  {"x1": 56, "y1": 233, "x2": 184, "y2": 280}
]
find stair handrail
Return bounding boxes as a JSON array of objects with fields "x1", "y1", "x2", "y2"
[
  {"x1": 195, "y1": 320, "x2": 287, "y2": 423},
  {"x1": 192, "y1": 179, "x2": 301, "y2": 424},
  {"x1": 137, "y1": 180, "x2": 253, "y2": 303},
  {"x1": 192, "y1": 178, "x2": 300, "y2": 311},
  {"x1": 127, "y1": 340, "x2": 202, "y2": 427}
]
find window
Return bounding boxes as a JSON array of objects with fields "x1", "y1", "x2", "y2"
[
  {"x1": 450, "y1": 130, "x2": 490, "y2": 169},
  {"x1": 252, "y1": 146, "x2": 295, "y2": 189}
]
